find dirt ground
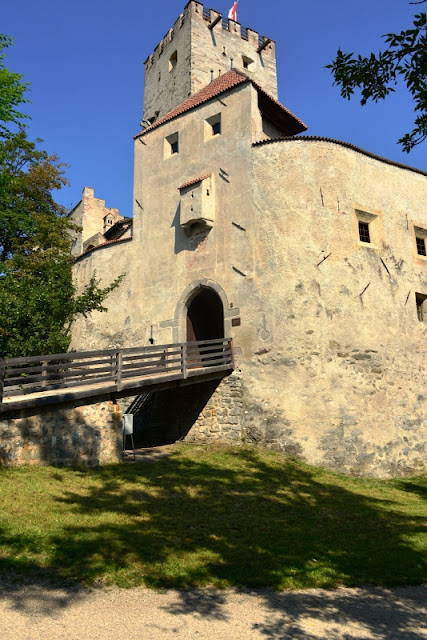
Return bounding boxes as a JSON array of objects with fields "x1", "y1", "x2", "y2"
[{"x1": 1, "y1": 579, "x2": 426, "y2": 640}]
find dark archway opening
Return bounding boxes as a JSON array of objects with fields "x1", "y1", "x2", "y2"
[
  {"x1": 131, "y1": 287, "x2": 226, "y2": 448},
  {"x1": 186, "y1": 288, "x2": 224, "y2": 342}
]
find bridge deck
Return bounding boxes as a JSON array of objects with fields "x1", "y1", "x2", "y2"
[{"x1": 0, "y1": 339, "x2": 233, "y2": 414}]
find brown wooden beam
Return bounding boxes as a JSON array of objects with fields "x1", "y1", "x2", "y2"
[
  {"x1": 208, "y1": 14, "x2": 222, "y2": 30},
  {"x1": 257, "y1": 37, "x2": 272, "y2": 54}
]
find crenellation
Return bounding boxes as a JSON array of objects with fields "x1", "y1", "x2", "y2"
[
  {"x1": 145, "y1": 2, "x2": 272, "y2": 64},
  {"x1": 228, "y1": 18, "x2": 241, "y2": 38}
]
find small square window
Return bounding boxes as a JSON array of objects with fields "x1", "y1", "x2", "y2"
[
  {"x1": 416, "y1": 292, "x2": 427, "y2": 322},
  {"x1": 242, "y1": 55, "x2": 255, "y2": 71},
  {"x1": 355, "y1": 209, "x2": 381, "y2": 248},
  {"x1": 416, "y1": 236, "x2": 426, "y2": 257},
  {"x1": 358, "y1": 221, "x2": 371, "y2": 243},
  {"x1": 165, "y1": 132, "x2": 179, "y2": 157},
  {"x1": 205, "y1": 113, "x2": 221, "y2": 140}
]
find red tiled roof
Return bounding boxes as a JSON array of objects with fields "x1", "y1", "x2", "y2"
[
  {"x1": 179, "y1": 174, "x2": 212, "y2": 190},
  {"x1": 76, "y1": 236, "x2": 132, "y2": 261},
  {"x1": 252, "y1": 136, "x2": 427, "y2": 177},
  {"x1": 135, "y1": 69, "x2": 306, "y2": 139}
]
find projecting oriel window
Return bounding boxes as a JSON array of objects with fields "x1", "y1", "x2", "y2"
[
  {"x1": 416, "y1": 236, "x2": 426, "y2": 257},
  {"x1": 358, "y1": 221, "x2": 371, "y2": 243}
]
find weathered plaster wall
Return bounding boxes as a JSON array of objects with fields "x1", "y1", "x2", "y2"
[
  {"x1": 131, "y1": 82, "x2": 261, "y2": 346},
  {"x1": 0, "y1": 397, "x2": 122, "y2": 467},
  {"x1": 71, "y1": 239, "x2": 140, "y2": 350},
  {"x1": 237, "y1": 139, "x2": 427, "y2": 477}
]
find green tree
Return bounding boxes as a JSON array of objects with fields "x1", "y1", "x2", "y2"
[
  {"x1": 0, "y1": 132, "x2": 124, "y2": 358},
  {"x1": 0, "y1": 34, "x2": 29, "y2": 141},
  {"x1": 327, "y1": 4, "x2": 427, "y2": 151}
]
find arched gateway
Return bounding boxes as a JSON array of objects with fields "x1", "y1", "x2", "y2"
[
  {"x1": 173, "y1": 279, "x2": 230, "y2": 344},
  {"x1": 186, "y1": 288, "x2": 224, "y2": 343}
]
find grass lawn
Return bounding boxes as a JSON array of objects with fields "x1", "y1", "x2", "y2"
[{"x1": 0, "y1": 444, "x2": 426, "y2": 590}]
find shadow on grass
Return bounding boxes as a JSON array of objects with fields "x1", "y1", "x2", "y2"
[{"x1": 0, "y1": 446, "x2": 426, "y2": 635}]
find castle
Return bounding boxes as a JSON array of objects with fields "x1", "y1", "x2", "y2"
[{"x1": 70, "y1": 1, "x2": 427, "y2": 477}]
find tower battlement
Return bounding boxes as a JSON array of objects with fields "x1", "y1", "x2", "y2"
[
  {"x1": 144, "y1": 2, "x2": 274, "y2": 69},
  {"x1": 142, "y1": 1, "x2": 277, "y2": 125}
]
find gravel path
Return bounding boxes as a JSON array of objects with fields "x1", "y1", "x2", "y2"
[{"x1": 1, "y1": 580, "x2": 426, "y2": 639}]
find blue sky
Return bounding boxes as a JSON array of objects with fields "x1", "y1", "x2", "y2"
[{"x1": 2, "y1": 0, "x2": 426, "y2": 215}]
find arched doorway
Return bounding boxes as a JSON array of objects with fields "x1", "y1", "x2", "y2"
[{"x1": 186, "y1": 288, "x2": 224, "y2": 343}]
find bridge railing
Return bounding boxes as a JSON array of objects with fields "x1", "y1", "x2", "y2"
[{"x1": 0, "y1": 338, "x2": 233, "y2": 404}]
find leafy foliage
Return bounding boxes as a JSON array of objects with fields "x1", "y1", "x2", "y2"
[
  {"x1": 0, "y1": 133, "x2": 124, "y2": 358},
  {"x1": 0, "y1": 34, "x2": 29, "y2": 141},
  {"x1": 327, "y1": 6, "x2": 427, "y2": 151}
]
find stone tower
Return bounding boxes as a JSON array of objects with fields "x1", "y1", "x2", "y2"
[{"x1": 142, "y1": 0, "x2": 277, "y2": 125}]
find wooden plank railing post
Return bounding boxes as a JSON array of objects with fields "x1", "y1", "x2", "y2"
[
  {"x1": 0, "y1": 358, "x2": 4, "y2": 404},
  {"x1": 182, "y1": 343, "x2": 188, "y2": 379},
  {"x1": 115, "y1": 350, "x2": 123, "y2": 391},
  {"x1": 41, "y1": 360, "x2": 48, "y2": 388},
  {"x1": 228, "y1": 339, "x2": 234, "y2": 368}
]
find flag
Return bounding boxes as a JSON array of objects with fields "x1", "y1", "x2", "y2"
[{"x1": 228, "y1": 1, "x2": 238, "y2": 21}]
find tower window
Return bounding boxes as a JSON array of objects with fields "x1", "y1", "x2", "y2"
[
  {"x1": 358, "y1": 221, "x2": 371, "y2": 243},
  {"x1": 165, "y1": 132, "x2": 179, "y2": 157},
  {"x1": 169, "y1": 51, "x2": 178, "y2": 71},
  {"x1": 242, "y1": 55, "x2": 255, "y2": 71},
  {"x1": 416, "y1": 293, "x2": 427, "y2": 322}
]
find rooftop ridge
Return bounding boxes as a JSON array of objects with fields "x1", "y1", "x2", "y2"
[
  {"x1": 135, "y1": 69, "x2": 249, "y2": 137},
  {"x1": 135, "y1": 69, "x2": 306, "y2": 139},
  {"x1": 253, "y1": 136, "x2": 427, "y2": 177},
  {"x1": 144, "y1": 1, "x2": 273, "y2": 68}
]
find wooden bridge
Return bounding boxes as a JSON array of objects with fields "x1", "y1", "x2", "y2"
[{"x1": 0, "y1": 338, "x2": 233, "y2": 413}]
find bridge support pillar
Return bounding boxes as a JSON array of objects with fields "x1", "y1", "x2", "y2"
[{"x1": 0, "y1": 395, "x2": 123, "y2": 467}]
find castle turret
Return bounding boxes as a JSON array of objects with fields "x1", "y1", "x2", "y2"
[{"x1": 142, "y1": 0, "x2": 277, "y2": 125}]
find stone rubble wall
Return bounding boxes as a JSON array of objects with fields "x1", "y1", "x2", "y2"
[
  {"x1": 0, "y1": 397, "x2": 123, "y2": 467},
  {"x1": 184, "y1": 372, "x2": 244, "y2": 443},
  {"x1": 127, "y1": 373, "x2": 244, "y2": 446}
]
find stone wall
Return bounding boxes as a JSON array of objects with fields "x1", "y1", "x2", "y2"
[
  {"x1": 0, "y1": 397, "x2": 122, "y2": 467},
  {"x1": 129, "y1": 372, "x2": 243, "y2": 446}
]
